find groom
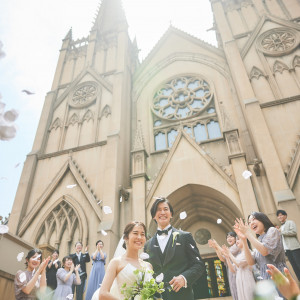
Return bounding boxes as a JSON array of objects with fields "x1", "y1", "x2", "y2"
[{"x1": 144, "y1": 197, "x2": 205, "y2": 300}]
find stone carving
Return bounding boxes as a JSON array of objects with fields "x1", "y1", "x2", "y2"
[
  {"x1": 257, "y1": 28, "x2": 299, "y2": 57},
  {"x1": 82, "y1": 110, "x2": 93, "y2": 122},
  {"x1": 250, "y1": 66, "x2": 266, "y2": 80},
  {"x1": 152, "y1": 75, "x2": 213, "y2": 121},
  {"x1": 273, "y1": 60, "x2": 289, "y2": 74},
  {"x1": 292, "y1": 55, "x2": 300, "y2": 68},
  {"x1": 50, "y1": 118, "x2": 62, "y2": 131},
  {"x1": 68, "y1": 113, "x2": 79, "y2": 126},
  {"x1": 194, "y1": 228, "x2": 211, "y2": 245},
  {"x1": 101, "y1": 104, "x2": 111, "y2": 119},
  {"x1": 70, "y1": 82, "x2": 98, "y2": 108},
  {"x1": 225, "y1": 131, "x2": 242, "y2": 155}
]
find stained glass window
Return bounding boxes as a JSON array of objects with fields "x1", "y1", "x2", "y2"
[{"x1": 214, "y1": 260, "x2": 227, "y2": 296}]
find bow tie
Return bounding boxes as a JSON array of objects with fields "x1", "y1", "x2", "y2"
[{"x1": 157, "y1": 227, "x2": 172, "y2": 236}]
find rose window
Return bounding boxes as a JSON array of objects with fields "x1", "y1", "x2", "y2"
[
  {"x1": 152, "y1": 76, "x2": 213, "y2": 120},
  {"x1": 70, "y1": 82, "x2": 98, "y2": 108},
  {"x1": 257, "y1": 28, "x2": 299, "y2": 56}
]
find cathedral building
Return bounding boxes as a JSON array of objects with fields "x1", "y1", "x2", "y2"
[{"x1": 7, "y1": 0, "x2": 300, "y2": 298}]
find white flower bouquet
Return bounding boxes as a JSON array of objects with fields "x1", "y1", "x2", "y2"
[{"x1": 121, "y1": 268, "x2": 164, "y2": 300}]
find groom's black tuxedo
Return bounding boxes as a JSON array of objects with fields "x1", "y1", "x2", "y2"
[{"x1": 144, "y1": 227, "x2": 205, "y2": 300}]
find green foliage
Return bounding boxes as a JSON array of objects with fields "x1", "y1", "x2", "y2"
[{"x1": 121, "y1": 268, "x2": 165, "y2": 300}]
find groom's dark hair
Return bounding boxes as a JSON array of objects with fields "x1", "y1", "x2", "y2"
[{"x1": 150, "y1": 197, "x2": 174, "y2": 222}]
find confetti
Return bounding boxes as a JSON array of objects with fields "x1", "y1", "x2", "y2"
[
  {"x1": 17, "y1": 252, "x2": 24, "y2": 262},
  {"x1": 139, "y1": 252, "x2": 149, "y2": 260},
  {"x1": 19, "y1": 272, "x2": 26, "y2": 283},
  {"x1": 101, "y1": 230, "x2": 108, "y2": 236},
  {"x1": 242, "y1": 170, "x2": 252, "y2": 179},
  {"x1": 66, "y1": 184, "x2": 77, "y2": 189},
  {"x1": 66, "y1": 294, "x2": 73, "y2": 299},
  {"x1": 155, "y1": 273, "x2": 164, "y2": 283},
  {"x1": 32, "y1": 254, "x2": 41, "y2": 261},
  {"x1": 217, "y1": 218, "x2": 222, "y2": 224},
  {"x1": 0, "y1": 224, "x2": 9, "y2": 234},
  {"x1": 179, "y1": 211, "x2": 187, "y2": 220},
  {"x1": 103, "y1": 206, "x2": 112, "y2": 214}
]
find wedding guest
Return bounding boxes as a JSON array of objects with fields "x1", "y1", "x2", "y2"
[
  {"x1": 276, "y1": 209, "x2": 300, "y2": 281},
  {"x1": 46, "y1": 249, "x2": 60, "y2": 291},
  {"x1": 54, "y1": 256, "x2": 81, "y2": 300},
  {"x1": 234, "y1": 212, "x2": 288, "y2": 280},
  {"x1": 267, "y1": 264, "x2": 300, "y2": 300},
  {"x1": 85, "y1": 240, "x2": 107, "y2": 300},
  {"x1": 70, "y1": 241, "x2": 90, "y2": 300},
  {"x1": 14, "y1": 248, "x2": 50, "y2": 299},
  {"x1": 222, "y1": 235, "x2": 256, "y2": 300},
  {"x1": 208, "y1": 232, "x2": 240, "y2": 300}
]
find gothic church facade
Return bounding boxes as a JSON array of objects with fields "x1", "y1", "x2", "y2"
[{"x1": 8, "y1": 0, "x2": 300, "y2": 297}]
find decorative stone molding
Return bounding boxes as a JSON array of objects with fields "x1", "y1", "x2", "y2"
[
  {"x1": 292, "y1": 55, "x2": 300, "y2": 68},
  {"x1": 249, "y1": 66, "x2": 267, "y2": 80},
  {"x1": 194, "y1": 228, "x2": 211, "y2": 245},
  {"x1": 273, "y1": 60, "x2": 289, "y2": 74},
  {"x1": 100, "y1": 104, "x2": 111, "y2": 119},
  {"x1": 50, "y1": 118, "x2": 62, "y2": 131},
  {"x1": 69, "y1": 81, "x2": 99, "y2": 108},
  {"x1": 257, "y1": 28, "x2": 299, "y2": 57},
  {"x1": 68, "y1": 113, "x2": 79, "y2": 126},
  {"x1": 82, "y1": 110, "x2": 93, "y2": 122},
  {"x1": 224, "y1": 130, "x2": 243, "y2": 156}
]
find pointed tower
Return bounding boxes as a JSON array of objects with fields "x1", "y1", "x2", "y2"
[
  {"x1": 210, "y1": 0, "x2": 300, "y2": 222},
  {"x1": 9, "y1": 0, "x2": 135, "y2": 257}
]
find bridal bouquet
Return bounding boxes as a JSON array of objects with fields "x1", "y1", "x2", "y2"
[{"x1": 121, "y1": 268, "x2": 165, "y2": 300}]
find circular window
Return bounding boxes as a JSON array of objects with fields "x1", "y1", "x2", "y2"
[
  {"x1": 194, "y1": 228, "x2": 211, "y2": 245},
  {"x1": 70, "y1": 82, "x2": 98, "y2": 108},
  {"x1": 257, "y1": 28, "x2": 299, "y2": 56},
  {"x1": 152, "y1": 76, "x2": 213, "y2": 120}
]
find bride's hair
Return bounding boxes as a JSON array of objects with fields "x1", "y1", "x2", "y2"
[{"x1": 122, "y1": 221, "x2": 147, "y2": 249}]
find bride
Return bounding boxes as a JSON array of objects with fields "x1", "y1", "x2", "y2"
[{"x1": 95, "y1": 221, "x2": 152, "y2": 300}]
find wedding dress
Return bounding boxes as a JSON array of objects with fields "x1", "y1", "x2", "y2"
[{"x1": 92, "y1": 263, "x2": 152, "y2": 300}]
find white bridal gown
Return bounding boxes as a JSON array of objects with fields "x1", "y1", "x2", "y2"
[{"x1": 92, "y1": 263, "x2": 152, "y2": 300}]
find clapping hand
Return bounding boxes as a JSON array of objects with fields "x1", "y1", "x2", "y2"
[
  {"x1": 74, "y1": 264, "x2": 80, "y2": 272},
  {"x1": 266, "y1": 265, "x2": 300, "y2": 300},
  {"x1": 221, "y1": 245, "x2": 230, "y2": 258},
  {"x1": 70, "y1": 262, "x2": 75, "y2": 273},
  {"x1": 85, "y1": 246, "x2": 88, "y2": 252},
  {"x1": 208, "y1": 239, "x2": 218, "y2": 249},
  {"x1": 234, "y1": 218, "x2": 250, "y2": 237},
  {"x1": 38, "y1": 256, "x2": 51, "y2": 274}
]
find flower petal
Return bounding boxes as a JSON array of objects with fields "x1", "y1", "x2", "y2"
[
  {"x1": 139, "y1": 252, "x2": 149, "y2": 260},
  {"x1": 179, "y1": 211, "x2": 187, "y2": 220},
  {"x1": 155, "y1": 273, "x2": 164, "y2": 283},
  {"x1": 103, "y1": 206, "x2": 112, "y2": 214},
  {"x1": 242, "y1": 170, "x2": 252, "y2": 179}
]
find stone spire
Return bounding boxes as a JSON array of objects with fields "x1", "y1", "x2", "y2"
[{"x1": 92, "y1": 0, "x2": 128, "y2": 33}]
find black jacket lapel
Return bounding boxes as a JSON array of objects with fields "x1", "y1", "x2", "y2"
[
  {"x1": 150, "y1": 235, "x2": 163, "y2": 267},
  {"x1": 163, "y1": 228, "x2": 177, "y2": 266}
]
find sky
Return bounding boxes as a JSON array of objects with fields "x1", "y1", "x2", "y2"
[{"x1": 0, "y1": 0, "x2": 217, "y2": 219}]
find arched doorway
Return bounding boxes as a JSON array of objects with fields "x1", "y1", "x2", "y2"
[{"x1": 149, "y1": 184, "x2": 242, "y2": 299}]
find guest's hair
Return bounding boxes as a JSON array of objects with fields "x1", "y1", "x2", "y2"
[
  {"x1": 62, "y1": 256, "x2": 72, "y2": 267},
  {"x1": 276, "y1": 209, "x2": 287, "y2": 216},
  {"x1": 248, "y1": 212, "x2": 274, "y2": 235},
  {"x1": 150, "y1": 197, "x2": 174, "y2": 222},
  {"x1": 226, "y1": 231, "x2": 237, "y2": 239},
  {"x1": 96, "y1": 240, "x2": 104, "y2": 247},
  {"x1": 75, "y1": 241, "x2": 82, "y2": 247},
  {"x1": 53, "y1": 249, "x2": 59, "y2": 255},
  {"x1": 122, "y1": 221, "x2": 147, "y2": 249},
  {"x1": 25, "y1": 248, "x2": 42, "y2": 267}
]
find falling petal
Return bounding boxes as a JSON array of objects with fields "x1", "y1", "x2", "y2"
[
  {"x1": 139, "y1": 252, "x2": 149, "y2": 260},
  {"x1": 254, "y1": 280, "x2": 277, "y2": 297},
  {"x1": 32, "y1": 254, "x2": 41, "y2": 261},
  {"x1": 19, "y1": 272, "x2": 26, "y2": 283},
  {"x1": 66, "y1": 184, "x2": 77, "y2": 189},
  {"x1": 66, "y1": 294, "x2": 73, "y2": 299},
  {"x1": 190, "y1": 244, "x2": 194, "y2": 249},
  {"x1": 17, "y1": 252, "x2": 24, "y2": 262},
  {"x1": 120, "y1": 196, "x2": 123, "y2": 203},
  {"x1": 0, "y1": 224, "x2": 9, "y2": 234},
  {"x1": 103, "y1": 206, "x2": 112, "y2": 214},
  {"x1": 242, "y1": 170, "x2": 252, "y2": 179},
  {"x1": 155, "y1": 273, "x2": 164, "y2": 283},
  {"x1": 97, "y1": 200, "x2": 102, "y2": 205},
  {"x1": 101, "y1": 230, "x2": 108, "y2": 236},
  {"x1": 196, "y1": 257, "x2": 200, "y2": 260},
  {"x1": 217, "y1": 218, "x2": 222, "y2": 224},
  {"x1": 179, "y1": 211, "x2": 187, "y2": 220}
]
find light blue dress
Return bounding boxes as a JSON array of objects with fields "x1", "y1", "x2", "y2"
[{"x1": 85, "y1": 252, "x2": 106, "y2": 300}]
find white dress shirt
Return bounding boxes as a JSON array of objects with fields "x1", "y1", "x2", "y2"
[{"x1": 156, "y1": 224, "x2": 172, "y2": 253}]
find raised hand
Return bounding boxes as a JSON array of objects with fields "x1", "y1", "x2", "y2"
[
  {"x1": 70, "y1": 262, "x2": 75, "y2": 273},
  {"x1": 234, "y1": 218, "x2": 250, "y2": 236},
  {"x1": 85, "y1": 246, "x2": 88, "y2": 252},
  {"x1": 38, "y1": 256, "x2": 51, "y2": 274},
  {"x1": 221, "y1": 245, "x2": 230, "y2": 257},
  {"x1": 234, "y1": 227, "x2": 247, "y2": 240},
  {"x1": 266, "y1": 265, "x2": 300, "y2": 300},
  {"x1": 75, "y1": 264, "x2": 81, "y2": 272}
]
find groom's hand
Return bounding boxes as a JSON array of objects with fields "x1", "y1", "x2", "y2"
[{"x1": 169, "y1": 275, "x2": 185, "y2": 292}]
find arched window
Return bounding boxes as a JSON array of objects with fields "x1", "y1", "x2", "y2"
[{"x1": 152, "y1": 75, "x2": 222, "y2": 150}]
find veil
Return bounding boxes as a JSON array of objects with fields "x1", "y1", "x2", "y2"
[{"x1": 113, "y1": 236, "x2": 126, "y2": 258}]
